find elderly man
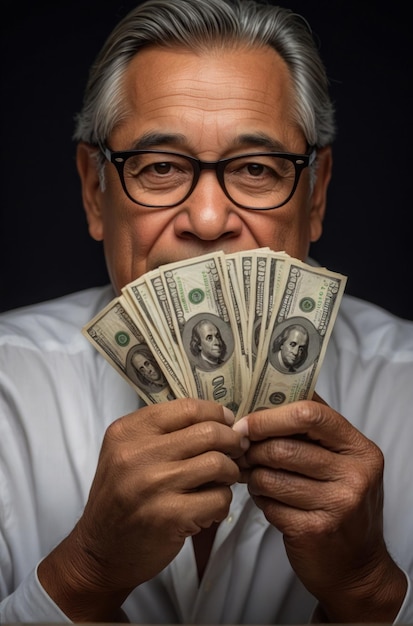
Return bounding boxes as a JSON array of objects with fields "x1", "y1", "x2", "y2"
[{"x1": 0, "y1": 0, "x2": 412, "y2": 622}]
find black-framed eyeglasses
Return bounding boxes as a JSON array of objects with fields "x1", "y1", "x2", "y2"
[{"x1": 98, "y1": 143, "x2": 316, "y2": 211}]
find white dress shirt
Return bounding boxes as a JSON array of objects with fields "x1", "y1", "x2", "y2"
[{"x1": 0, "y1": 285, "x2": 412, "y2": 623}]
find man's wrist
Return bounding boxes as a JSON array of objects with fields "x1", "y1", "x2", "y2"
[
  {"x1": 37, "y1": 529, "x2": 132, "y2": 622},
  {"x1": 316, "y1": 558, "x2": 408, "y2": 623}
]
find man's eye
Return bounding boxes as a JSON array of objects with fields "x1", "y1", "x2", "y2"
[
  {"x1": 228, "y1": 159, "x2": 279, "y2": 180},
  {"x1": 245, "y1": 163, "x2": 266, "y2": 176},
  {"x1": 152, "y1": 162, "x2": 173, "y2": 175}
]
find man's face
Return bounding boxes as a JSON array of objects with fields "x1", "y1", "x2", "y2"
[
  {"x1": 280, "y1": 329, "x2": 308, "y2": 367},
  {"x1": 79, "y1": 44, "x2": 331, "y2": 294},
  {"x1": 198, "y1": 322, "x2": 223, "y2": 362}
]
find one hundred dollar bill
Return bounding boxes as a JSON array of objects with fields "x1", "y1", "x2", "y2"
[
  {"x1": 156, "y1": 252, "x2": 245, "y2": 413},
  {"x1": 247, "y1": 249, "x2": 287, "y2": 372},
  {"x1": 82, "y1": 297, "x2": 179, "y2": 405},
  {"x1": 122, "y1": 274, "x2": 191, "y2": 395},
  {"x1": 224, "y1": 252, "x2": 250, "y2": 388},
  {"x1": 240, "y1": 259, "x2": 347, "y2": 414}
]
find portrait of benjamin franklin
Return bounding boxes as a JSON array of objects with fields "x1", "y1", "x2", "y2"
[
  {"x1": 182, "y1": 313, "x2": 234, "y2": 372},
  {"x1": 126, "y1": 344, "x2": 168, "y2": 392},
  {"x1": 269, "y1": 316, "x2": 321, "y2": 374}
]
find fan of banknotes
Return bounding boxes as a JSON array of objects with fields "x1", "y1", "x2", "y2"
[{"x1": 82, "y1": 249, "x2": 347, "y2": 419}]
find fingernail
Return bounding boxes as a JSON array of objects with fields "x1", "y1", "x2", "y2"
[
  {"x1": 223, "y1": 406, "x2": 235, "y2": 425},
  {"x1": 232, "y1": 415, "x2": 249, "y2": 436},
  {"x1": 240, "y1": 436, "x2": 250, "y2": 450}
]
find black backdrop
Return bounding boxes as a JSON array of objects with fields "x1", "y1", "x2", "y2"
[{"x1": 1, "y1": 1, "x2": 412, "y2": 319}]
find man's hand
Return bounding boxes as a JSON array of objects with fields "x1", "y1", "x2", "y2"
[
  {"x1": 38, "y1": 398, "x2": 248, "y2": 621},
  {"x1": 234, "y1": 393, "x2": 407, "y2": 622}
]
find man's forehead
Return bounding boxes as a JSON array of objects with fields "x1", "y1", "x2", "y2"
[
  {"x1": 124, "y1": 43, "x2": 292, "y2": 100},
  {"x1": 113, "y1": 45, "x2": 302, "y2": 154}
]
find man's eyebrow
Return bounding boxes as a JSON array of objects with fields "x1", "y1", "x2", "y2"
[
  {"x1": 129, "y1": 132, "x2": 187, "y2": 150},
  {"x1": 234, "y1": 133, "x2": 287, "y2": 152}
]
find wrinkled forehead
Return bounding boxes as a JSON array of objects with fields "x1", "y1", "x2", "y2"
[
  {"x1": 123, "y1": 42, "x2": 294, "y2": 110},
  {"x1": 110, "y1": 44, "x2": 303, "y2": 154}
]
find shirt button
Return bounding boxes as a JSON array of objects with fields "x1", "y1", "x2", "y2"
[{"x1": 227, "y1": 514, "x2": 234, "y2": 523}]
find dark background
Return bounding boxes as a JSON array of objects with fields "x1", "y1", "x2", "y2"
[{"x1": 1, "y1": 1, "x2": 412, "y2": 319}]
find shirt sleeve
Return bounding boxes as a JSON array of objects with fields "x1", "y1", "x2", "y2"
[{"x1": 0, "y1": 562, "x2": 71, "y2": 622}]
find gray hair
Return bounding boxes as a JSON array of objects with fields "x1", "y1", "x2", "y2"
[{"x1": 73, "y1": 0, "x2": 335, "y2": 163}]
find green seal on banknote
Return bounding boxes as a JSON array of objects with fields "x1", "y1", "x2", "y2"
[
  {"x1": 115, "y1": 331, "x2": 130, "y2": 347},
  {"x1": 299, "y1": 297, "x2": 316, "y2": 312},
  {"x1": 189, "y1": 288, "x2": 205, "y2": 304}
]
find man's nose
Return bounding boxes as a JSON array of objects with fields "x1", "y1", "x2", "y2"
[{"x1": 173, "y1": 171, "x2": 243, "y2": 241}]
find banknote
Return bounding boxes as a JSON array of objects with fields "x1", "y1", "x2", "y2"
[
  {"x1": 82, "y1": 298, "x2": 178, "y2": 405},
  {"x1": 122, "y1": 274, "x2": 191, "y2": 395},
  {"x1": 224, "y1": 252, "x2": 250, "y2": 386},
  {"x1": 247, "y1": 250, "x2": 287, "y2": 371},
  {"x1": 156, "y1": 252, "x2": 245, "y2": 413},
  {"x1": 241, "y1": 259, "x2": 347, "y2": 414}
]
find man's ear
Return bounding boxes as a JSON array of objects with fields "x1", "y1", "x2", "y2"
[
  {"x1": 309, "y1": 145, "x2": 332, "y2": 243},
  {"x1": 76, "y1": 142, "x2": 104, "y2": 242}
]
